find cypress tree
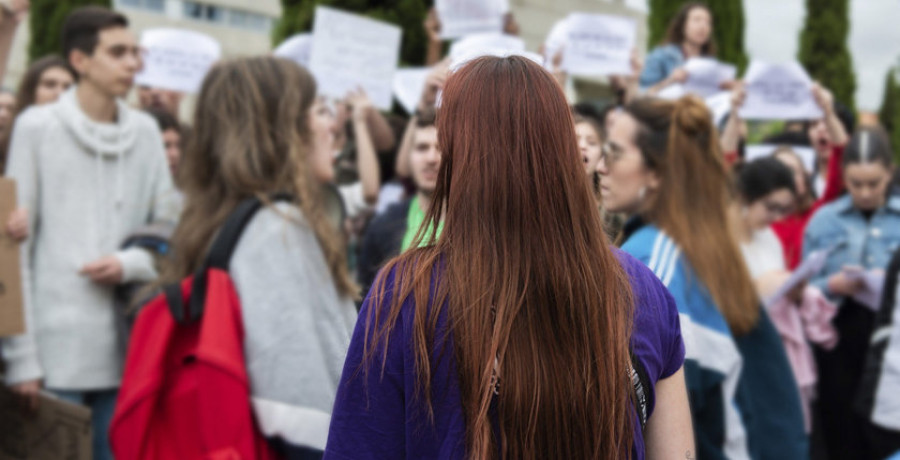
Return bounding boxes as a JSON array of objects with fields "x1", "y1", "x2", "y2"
[
  {"x1": 879, "y1": 67, "x2": 900, "y2": 163},
  {"x1": 647, "y1": 0, "x2": 748, "y2": 72},
  {"x1": 797, "y1": 0, "x2": 856, "y2": 110},
  {"x1": 28, "y1": 0, "x2": 111, "y2": 62},
  {"x1": 273, "y1": 0, "x2": 431, "y2": 66}
]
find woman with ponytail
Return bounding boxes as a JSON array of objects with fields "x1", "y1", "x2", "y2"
[
  {"x1": 599, "y1": 95, "x2": 808, "y2": 459},
  {"x1": 325, "y1": 56, "x2": 694, "y2": 460}
]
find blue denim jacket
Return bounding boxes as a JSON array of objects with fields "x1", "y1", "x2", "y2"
[
  {"x1": 639, "y1": 44, "x2": 684, "y2": 89},
  {"x1": 803, "y1": 194, "x2": 900, "y2": 298}
]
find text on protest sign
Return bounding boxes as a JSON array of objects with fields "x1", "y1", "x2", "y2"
[
  {"x1": 562, "y1": 13, "x2": 636, "y2": 77},
  {"x1": 436, "y1": 0, "x2": 509, "y2": 40},
  {"x1": 309, "y1": 7, "x2": 402, "y2": 110},
  {"x1": 739, "y1": 61, "x2": 823, "y2": 120},
  {"x1": 683, "y1": 58, "x2": 737, "y2": 98},
  {"x1": 136, "y1": 28, "x2": 221, "y2": 94}
]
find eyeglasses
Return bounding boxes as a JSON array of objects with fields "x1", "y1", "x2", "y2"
[
  {"x1": 763, "y1": 200, "x2": 794, "y2": 216},
  {"x1": 600, "y1": 142, "x2": 624, "y2": 165}
]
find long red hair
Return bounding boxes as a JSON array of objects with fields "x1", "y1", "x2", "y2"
[{"x1": 365, "y1": 56, "x2": 635, "y2": 459}]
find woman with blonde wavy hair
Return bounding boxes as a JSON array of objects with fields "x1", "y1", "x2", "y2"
[
  {"x1": 161, "y1": 56, "x2": 358, "y2": 457},
  {"x1": 599, "y1": 95, "x2": 808, "y2": 459}
]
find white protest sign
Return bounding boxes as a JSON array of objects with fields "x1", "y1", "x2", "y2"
[
  {"x1": 745, "y1": 144, "x2": 817, "y2": 173},
  {"x1": 562, "y1": 13, "x2": 636, "y2": 77},
  {"x1": 705, "y1": 91, "x2": 733, "y2": 128},
  {"x1": 543, "y1": 18, "x2": 569, "y2": 68},
  {"x1": 393, "y1": 67, "x2": 430, "y2": 114},
  {"x1": 739, "y1": 61, "x2": 823, "y2": 120},
  {"x1": 436, "y1": 0, "x2": 509, "y2": 39},
  {"x1": 309, "y1": 7, "x2": 401, "y2": 110},
  {"x1": 448, "y1": 32, "x2": 527, "y2": 70},
  {"x1": 683, "y1": 58, "x2": 737, "y2": 98},
  {"x1": 135, "y1": 28, "x2": 221, "y2": 94},
  {"x1": 274, "y1": 33, "x2": 313, "y2": 69}
]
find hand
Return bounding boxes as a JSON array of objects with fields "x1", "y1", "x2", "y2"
[
  {"x1": 418, "y1": 59, "x2": 450, "y2": 111},
  {"x1": 502, "y1": 13, "x2": 520, "y2": 36},
  {"x1": 669, "y1": 67, "x2": 688, "y2": 84},
  {"x1": 827, "y1": 271, "x2": 864, "y2": 297},
  {"x1": 719, "y1": 79, "x2": 738, "y2": 91},
  {"x1": 629, "y1": 48, "x2": 643, "y2": 80},
  {"x1": 0, "y1": 0, "x2": 28, "y2": 24},
  {"x1": 80, "y1": 255, "x2": 124, "y2": 285},
  {"x1": 423, "y1": 7, "x2": 441, "y2": 43},
  {"x1": 5, "y1": 207, "x2": 27, "y2": 242},
  {"x1": 345, "y1": 88, "x2": 373, "y2": 122},
  {"x1": 786, "y1": 279, "x2": 807, "y2": 305},
  {"x1": 811, "y1": 82, "x2": 834, "y2": 115},
  {"x1": 730, "y1": 83, "x2": 746, "y2": 112},
  {"x1": 10, "y1": 379, "x2": 41, "y2": 411}
]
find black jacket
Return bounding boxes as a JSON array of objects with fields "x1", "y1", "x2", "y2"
[{"x1": 357, "y1": 199, "x2": 412, "y2": 300}]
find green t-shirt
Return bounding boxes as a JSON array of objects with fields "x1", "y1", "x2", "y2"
[{"x1": 401, "y1": 196, "x2": 444, "y2": 251}]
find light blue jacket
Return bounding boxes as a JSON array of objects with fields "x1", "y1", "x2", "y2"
[
  {"x1": 804, "y1": 194, "x2": 900, "y2": 298},
  {"x1": 639, "y1": 44, "x2": 684, "y2": 89}
]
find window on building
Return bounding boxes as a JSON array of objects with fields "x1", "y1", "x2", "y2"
[
  {"x1": 117, "y1": 0, "x2": 164, "y2": 12},
  {"x1": 183, "y1": 1, "x2": 224, "y2": 23}
]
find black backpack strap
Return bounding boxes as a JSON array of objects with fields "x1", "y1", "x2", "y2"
[
  {"x1": 180, "y1": 193, "x2": 294, "y2": 324},
  {"x1": 630, "y1": 348, "x2": 650, "y2": 432}
]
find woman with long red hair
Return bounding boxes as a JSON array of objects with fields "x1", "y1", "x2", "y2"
[{"x1": 324, "y1": 56, "x2": 693, "y2": 459}]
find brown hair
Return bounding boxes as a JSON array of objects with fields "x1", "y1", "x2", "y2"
[
  {"x1": 161, "y1": 56, "x2": 357, "y2": 298},
  {"x1": 772, "y1": 146, "x2": 815, "y2": 211},
  {"x1": 62, "y1": 6, "x2": 129, "y2": 63},
  {"x1": 624, "y1": 95, "x2": 758, "y2": 335},
  {"x1": 366, "y1": 56, "x2": 635, "y2": 459},
  {"x1": 663, "y1": 2, "x2": 717, "y2": 56}
]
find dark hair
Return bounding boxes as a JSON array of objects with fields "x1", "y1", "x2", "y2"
[
  {"x1": 415, "y1": 106, "x2": 436, "y2": 128},
  {"x1": 843, "y1": 127, "x2": 894, "y2": 169},
  {"x1": 15, "y1": 55, "x2": 75, "y2": 111},
  {"x1": 62, "y1": 6, "x2": 128, "y2": 62},
  {"x1": 663, "y1": 2, "x2": 717, "y2": 56},
  {"x1": 145, "y1": 107, "x2": 181, "y2": 134},
  {"x1": 736, "y1": 157, "x2": 797, "y2": 203}
]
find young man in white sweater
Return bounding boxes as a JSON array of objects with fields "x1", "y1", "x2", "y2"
[{"x1": 2, "y1": 7, "x2": 175, "y2": 459}]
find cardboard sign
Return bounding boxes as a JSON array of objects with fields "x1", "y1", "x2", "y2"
[
  {"x1": 436, "y1": 0, "x2": 509, "y2": 39},
  {"x1": 683, "y1": 58, "x2": 737, "y2": 98},
  {"x1": 309, "y1": 7, "x2": 402, "y2": 110},
  {"x1": 562, "y1": 13, "x2": 636, "y2": 77},
  {"x1": 393, "y1": 67, "x2": 431, "y2": 114},
  {"x1": 745, "y1": 144, "x2": 817, "y2": 173},
  {"x1": 274, "y1": 33, "x2": 313, "y2": 69},
  {"x1": 0, "y1": 177, "x2": 23, "y2": 337},
  {"x1": 0, "y1": 388, "x2": 92, "y2": 459},
  {"x1": 135, "y1": 28, "x2": 221, "y2": 94},
  {"x1": 739, "y1": 61, "x2": 824, "y2": 120}
]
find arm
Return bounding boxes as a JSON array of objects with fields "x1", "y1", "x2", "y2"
[
  {"x1": 423, "y1": 8, "x2": 443, "y2": 66},
  {"x1": 396, "y1": 63, "x2": 449, "y2": 179},
  {"x1": 645, "y1": 367, "x2": 695, "y2": 460},
  {"x1": 813, "y1": 83, "x2": 849, "y2": 148},
  {"x1": 719, "y1": 84, "x2": 745, "y2": 157},
  {"x1": 365, "y1": 108, "x2": 396, "y2": 153},
  {"x1": 394, "y1": 115, "x2": 417, "y2": 180},
  {"x1": 818, "y1": 144, "x2": 845, "y2": 205},
  {"x1": 348, "y1": 90, "x2": 381, "y2": 205},
  {"x1": 0, "y1": 1, "x2": 27, "y2": 84}
]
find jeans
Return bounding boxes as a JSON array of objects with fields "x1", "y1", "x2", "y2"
[{"x1": 49, "y1": 388, "x2": 118, "y2": 460}]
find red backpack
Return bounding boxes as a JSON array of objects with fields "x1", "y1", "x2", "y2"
[{"x1": 110, "y1": 196, "x2": 287, "y2": 460}]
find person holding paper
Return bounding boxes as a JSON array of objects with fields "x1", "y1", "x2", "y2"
[
  {"x1": 602, "y1": 95, "x2": 808, "y2": 460},
  {"x1": 154, "y1": 56, "x2": 358, "y2": 459},
  {"x1": 640, "y1": 3, "x2": 724, "y2": 94},
  {"x1": 1, "y1": 8, "x2": 178, "y2": 459},
  {"x1": 327, "y1": 56, "x2": 694, "y2": 460},
  {"x1": 422, "y1": 6, "x2": 520, "y2": 66},
  {"x1": 803, "y1": 128, "x2": 900, "y2": 460},
  {"x1": 136, "y1": 85, "x2": 182, "y2": 120}
]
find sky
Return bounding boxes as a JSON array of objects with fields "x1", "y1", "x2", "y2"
[{"x1": 622, "y1": 0, "x2": 900, "y2": 111}]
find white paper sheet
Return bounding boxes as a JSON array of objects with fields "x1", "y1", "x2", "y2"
[
  {"x1": 562, "y1": 13, "x2": 636, "y2": 77},
  {"x1": 135, "y1": 28, "x2": 221, "y2": 94},
  {"x1": 447, "y1": 33, "x2": 538, "y2": 71},
  {"x1": 745, "y1": 144, "x2": 817, "y2": 173},
  {"x1": 739, "y1": 60, "x2": 824, "y2": 120},
  {"x1": 436, "y1": 0, "x2": 509, "y2": 39},
  {"x1": 393, "y1": 67, "x2": 431, "y2": 114},
  {"x1": 844, "y1": 267, "x2": 886, "y2": 312},
  {"x1": 765, "y1": 248, "x2": 831, "y2": 307},
  {"x1": 309, "y1": 7, "x2": 402, "y2": 110},
  {"x1": 683, "y1": 58, "x2": 737, "y2": 98},
  {"x1": 274, "y1": 33, "x2": 313, "y2": 69}
]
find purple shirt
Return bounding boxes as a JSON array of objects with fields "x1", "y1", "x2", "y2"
[{"x1": 324, "y1": 250, "x2": 684, "y2": 459}]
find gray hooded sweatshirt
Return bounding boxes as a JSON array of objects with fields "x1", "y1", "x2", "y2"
[{"x1": 2, "y1": 88, "x2": 177, "y2": 390}]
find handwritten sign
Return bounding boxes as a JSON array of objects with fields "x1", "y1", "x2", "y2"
[
  {"x1": 746, "y1": 144, "x2": 817, "y2": 173},
  {"x1": 309, "y1": 7, "x2": 401, "y2": 110},
  {"x1": 393, "y1": 68, "x2": 431, "y2": 114},
  {"x1": 562, "y1": 13, "x2": 636, "y2": 77},
  {"x1": 739, "y1": 61, "x2": 823, "y2": 120},
  {"x1": 135, "y1": 28, "x2": 221, "y2": 94},
  {"x1": 683, "y1": 58, "x2": 736, "y2": 98},
  {"x1": 436, "y1": 0, "x2": 509, "y2": 39},
  {"x1": 274, "y1": 33, "x2": 313, "y2": 69}
]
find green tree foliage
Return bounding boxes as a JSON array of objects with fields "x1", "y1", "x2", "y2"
[
  {"x1": 647, "y1": 0, "x2": 748, "y2": 72},
  {"x1": 273, "y1": 0, "x2": 431, "y2": 66},
  {"x1": 798, "y1": 0, "x2": 856, "y2": 110},
  {"x1": 879, "y1": 67, "x2": 900, "y2": 163},
  {"x1": 28, "y1": 0, "x2": 111, "y2": 63}
]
